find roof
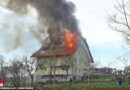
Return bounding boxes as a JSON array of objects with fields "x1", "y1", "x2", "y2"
[
  {"x1": 83, "y1": 38, "x2": 94, "y2": 63},
  {"x1": 31, "y1": 45, "x2": 77, "y2": 57},
  {"x1": 31, "y1": 38, "x2": 94, "y2": 63}
]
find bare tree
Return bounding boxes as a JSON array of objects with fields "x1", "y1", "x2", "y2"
[
  {"x1": 116, "y1": 55, "x2": 130, "y2": 66},
  {"x1": 23, "y1": 57, "x2": 43, "y2": 86},
  {"x1": 0, "y1": 55, "x2": 6, "y2": 84},
  {"x1": 23, "y1": 57, "x2": 36, "y2": 86},
  {"x1": 9, "y1": 58, "x2": 25, "y2": 87},
  {"x1": 108, "y1": 0, "x2": 130, "y2": 45}
]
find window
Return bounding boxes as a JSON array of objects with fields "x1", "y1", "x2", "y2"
[
  {"x1": 42, "y1": 60, "x2": 47, "y2": 64},
  {"x1": 62, "y1": 66, "x2": 69, "y2": 71},
  {"x1": 42, "y1": 67, "x2": 46, "y2": 71},
  {"x1": 61, "y1": 75, "x2": 64, "y2": 78}
]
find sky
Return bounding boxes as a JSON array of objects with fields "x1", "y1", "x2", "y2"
[
  {"x1": 0, "y1": 0, "x2": 129, "y2": 69},
  {"x1": 69, "y1": 0, "x2": 129, "y2": 69}
]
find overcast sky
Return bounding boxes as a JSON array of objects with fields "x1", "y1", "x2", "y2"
[
  {"x1": 69, "y1": 0, "x2": 129, "y2": 69},
  {"x1": 0, "y1": 0, "x2": 129, "y2": 69}
]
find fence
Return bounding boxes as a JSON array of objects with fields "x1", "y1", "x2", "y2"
[
  {"x1": 0, "y1": 87, "x2": 130, "y2": 90},
  {"x1": 38, "y1": 87, "x2": 130, "y2": 90}
]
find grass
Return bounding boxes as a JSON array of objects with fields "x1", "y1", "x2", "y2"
[
  {"x1": 89, "y1": 73, "x2": 116, "y2": 80},
  {"x1": 40, "y1": 74, "x2": 130, "y2": 88},
  {"x1": 43, "y1": 80, "x2": 130, "y2": 88}
]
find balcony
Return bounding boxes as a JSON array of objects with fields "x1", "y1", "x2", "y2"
[
  {"x1": 48, "y1": 62, "x2": 70, "y2": 67},
  {"x1": 41, "y1": 69, "x2": 72, "y2": 75}
]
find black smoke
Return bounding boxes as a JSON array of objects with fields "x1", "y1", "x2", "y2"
[{"x1": 3, "y1": 0, "x2": 81, "y2": 47}]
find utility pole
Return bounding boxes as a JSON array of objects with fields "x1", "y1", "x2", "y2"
[{"x1": 53, "y1": 46, "x2": 56, "y2": 86}]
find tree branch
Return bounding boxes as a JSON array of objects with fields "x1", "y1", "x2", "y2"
[{"x1": 122, "y1": 0, "x2": 130, "y2": 31}]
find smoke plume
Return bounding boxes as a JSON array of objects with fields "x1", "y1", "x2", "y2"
[{"x1": 0, "y1": 0, "x2": 81, "y2": 49}]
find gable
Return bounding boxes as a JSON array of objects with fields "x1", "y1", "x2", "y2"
[{"x1": 81, "y1": 39, "x2": 94, "y2": 63}]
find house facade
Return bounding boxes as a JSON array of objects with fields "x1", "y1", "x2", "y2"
[
  {"x1": 94, "y1": 67, "x2": 113, "y2": 74},
  {"x1": 32, "y1": 38, "x2": 93, "y2": 82},
  {"x1": 125, "y1": 66, "x2": 130, "y2": 74}
]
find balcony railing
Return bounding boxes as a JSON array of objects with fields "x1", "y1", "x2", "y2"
[
  {"x1": 48, "y1": 62, "x2": 70, "y2": 66},
  {"x1": 41, "y1": 70, "x2": 71, "y2": 75}
]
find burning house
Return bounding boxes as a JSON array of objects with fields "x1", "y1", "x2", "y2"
[
  {"x1": 32, "y1": 30, "x2": 94, "y2": 82},
  {"x1": 2, "y1": 0, "x2": 94, "y2": 82}
]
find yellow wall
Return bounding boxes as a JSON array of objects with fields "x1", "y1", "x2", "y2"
[{"x1": 36, "y1": 55, "x2": 72, "y2": 76}]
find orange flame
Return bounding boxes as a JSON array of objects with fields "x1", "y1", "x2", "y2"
[{"x1": 64, "y1": 30, "x2": 79, "y2": 49}]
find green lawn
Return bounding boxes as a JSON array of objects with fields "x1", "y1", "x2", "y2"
[
  {"x1": 41, "y1": 74, "x2": 130, "y2": 88},
  {"x1": 43, "y1": 81, "x2": 130, "y2": 88}
]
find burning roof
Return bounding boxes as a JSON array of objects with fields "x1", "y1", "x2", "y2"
[
  {"x1": 32, "y1": 35, "x2": 94, "y2": 64},
  {"x1": 31, "y1": 34, "x2": 94, "y2": 63},
  {"x1": 32, "y1": 30, "x2": 80, "y2": 57},
  {"x1": 31, "y1": 46, "x2": 77, "y2": 57}
]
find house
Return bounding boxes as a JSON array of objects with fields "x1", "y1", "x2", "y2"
[
  {"x1": 94, "y1": 67, "x2": 114, "y2": 74},
  {"x1": 32, "y1": 36, "x2": 94, "y2": 82},
  {"x1": 124, "y1": 66, "x2": 130, "y2": 74}
]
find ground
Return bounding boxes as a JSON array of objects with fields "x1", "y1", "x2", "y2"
[
  {"x1": 42, "y1": 74, "x2": 130, "y2": 88},
  {"x1": 43, "y1": 81, "x2": 130, "y2": 88}
]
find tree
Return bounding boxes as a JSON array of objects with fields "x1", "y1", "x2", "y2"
[
  {"x1": 23, "y1": 57, "x2": 43, "y2": 86},
  {"x1": 23, "y1": 57, "x2": 36, "y2": 86},
  {"x1": 108, "y1": 0, "x2": 130, "y2": 45},
  {"x1": 0, "y1": 55, "x2": 6, "y2": 84},
  {"x1": 116, "y1": 55, "x2": 130, "y2": 66},
  {"x1": 9, "y1": 58, "x2": 25, "y2": 87}
]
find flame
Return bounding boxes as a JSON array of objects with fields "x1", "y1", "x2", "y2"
[
  {"x1": 64, "y1": 30, "x2": 79, "y2": 49},
  {"x1": 68, "y1": 43, "x2": 73, "y2": 48}
]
